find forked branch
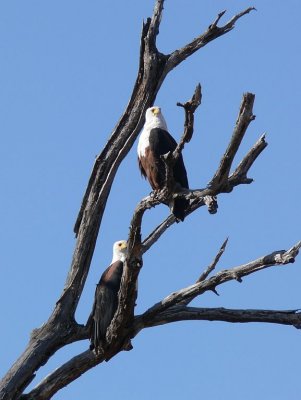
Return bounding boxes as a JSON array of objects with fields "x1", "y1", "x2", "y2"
[
  {"x1": 139, "y1": 241, "x2": 301, "y2": 322},
  {"x1": 24, "y1": 241, "x2": 300, "y2": 400},
  {"x1": 162, "y1": 83, "x2": 202, "y2": 194},
  {"x1": 106, "y1": 82, "x2": 203, "y2": 350},
  {"x1": 210, "y1": 92, "x2": 256, "y2": 190},
  {"x1": 1, "y1": 2, "x2": 286, "y2": 400},
  {"x1": 138, "y1": 91, "x2": 265, "y2": 251},
  {"x1": 166, "y1": 7, "x2": 256, "y2": 72},
  {"x1": 229, "y1": 133, "x2": 267, "y2": 185}
]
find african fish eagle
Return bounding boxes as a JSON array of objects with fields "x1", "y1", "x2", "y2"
[
  {"x1": 137, "y1": 106, "x2": 189, "y2": 221},
  {"x1": 89, "y1": 240, "x2": 127, "y2": 353}
]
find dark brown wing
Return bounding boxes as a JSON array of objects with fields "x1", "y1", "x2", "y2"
[
  {"x1": 138, "y1": 147, "x2": 162, "y2": 191},
  {"x1": 89, "y1": 261, "x2": 123, "y2": 353},
  {"x1": 91, "y1": 284, "x2": 116, "y2": 352},
  {"x1": 149, "y1": 128, "x2": 189, "y2": 189},
  {"x1": 138, "y1": 156, "x2": 147, "y2": 179},
  {"x1": 138, "y1": 128, "x2": 189, "y2": 221}
]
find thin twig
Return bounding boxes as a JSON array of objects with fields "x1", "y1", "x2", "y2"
[
  {"x1": 198, "y1": 238, "x2": 229, "y2": 282},
  {"x1": 229, "y1": 133, "x2": 268, "y2": 186},
  {"x1": 179, "y1": 238, "x2": 228, "y2": 306}
]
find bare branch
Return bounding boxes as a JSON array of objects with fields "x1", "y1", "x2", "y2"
[
  {"x1": 161, "y1": 84, "x2": 202, "y2": 197},
  {"x1": 140, "y1": 107, "x2": 265, "y2": 249},
  {"x1": 209, "y1": 10, "x2": 227, "y2": 29},
  {"x1": 142, "y1": 214, "x2": 175, "y2": 253},
  {"x1": 0, "y1": 322, "x2": 88, "y2": 400},
  {"x1": 139, "y1": 190, "x2": 211, "y2": 250},
  {"x1": 104, "y1": 197, "x2": 154, "y2": 359},
  {"x1": 176, "y1": 83, "x2": 202, "y2": 146},
  {"x1": 166, "y1": 7, "x2": 256, "y2": 72},
  {"x1": 135, "y1": 124, "x2": 263, "y2": 262},
  {"x1": 0, "y1": 3, "x2": 264, "y2": 399},
  {"x1": 146, "y1": 0, "x2": 165, "y2": 51},
  {"x1": 229, "y1": 133, "x2": 268, "y2": 186},
  {"x1": 198, "y1": 238, "x2": 229, "y2": 282},
  {"x1": 23, "y1": 304, "x2": 301, "y2": 400},
  {"x1": 22, "y1": 350, "x2": 104, "y2": 400},
  {"x1": 225, "y1": 7, "x2": 257, "y2": 28},
  {"x1": 1, "y1": 0, "x2": 169, "y2": 394},
  {"x1": 138, "y1": 306, "x2": 301, "y2": 330},
  {"x1": 140, "y1": 241, "x2": 301, "y2": 321},
  {"x1": 72, "y1": 8, "x2": 158, "y2": 236},
  {"x1": 61, "y1": 11, "x2": 257, "y2": 328},
  {"x1": 141, "y1": 92, "x2": 263, "y2": 245},
  {"x1": 179, "y1": 238, "x2": 228, "y2": 307},
  {"x1": 65, "y1": 9, "x2": 257, "y2": 332},
  {"x1": 210, "y1": 92, "x2": 256, "y2": 190},
  {"x1": 21, "y1": 239, "x2": 301, "y2": 399},
  {"x1": 102, "y1": 80, "x2": 203, "y2": 357},
  {"x1": 136, "y1": 188, "x2": 215, "y2": 254}
]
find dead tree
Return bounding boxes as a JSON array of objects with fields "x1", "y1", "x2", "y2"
[{"x1": 0, "y1": 1, "x2": 300, "y2": 399}]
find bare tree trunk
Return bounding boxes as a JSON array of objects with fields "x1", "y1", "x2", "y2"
[{"x1": 1, "y1": 2, "x2": 299, "y2": 400}]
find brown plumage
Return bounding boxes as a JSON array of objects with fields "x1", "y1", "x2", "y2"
[
  {"x1": 137, "y1": 107, "x2": 189, "y2": 221},
  {"x1": 89, "y1": 240, "x2": 127, "y2": 353}
]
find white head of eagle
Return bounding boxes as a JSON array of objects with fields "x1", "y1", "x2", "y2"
[
  {"x1": 137, "y1": 106, "x2": 189, "y2": 221},
  {"x1": 111, "y1": 240, "x2": 127, "y2": 263}
]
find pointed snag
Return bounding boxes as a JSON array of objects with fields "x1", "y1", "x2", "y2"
[{"x1": 198, "y1": 237, "x2": 229, "y2": 283}]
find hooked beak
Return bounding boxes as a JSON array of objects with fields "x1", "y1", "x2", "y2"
[{"x1": 120, "y1": 241, "x2": 127, "y2": 250}]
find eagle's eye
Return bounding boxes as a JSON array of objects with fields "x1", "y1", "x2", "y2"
[{"x1": 118, "y1": 243, "x2": 122, "y2": 247}]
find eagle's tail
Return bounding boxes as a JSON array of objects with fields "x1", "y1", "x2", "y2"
[{"x1": 170, "y1": 196, "x2": 189, "y2": 222}]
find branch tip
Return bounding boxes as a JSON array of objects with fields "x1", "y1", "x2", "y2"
[
  {"x1": 226, "y1": 7, "x2": 256, "y2": 28},
  {"x1": 284, "y1": 240, "x2": 301, "y2": 261},
  {"x1": 166, "y1": 6, "x2": 256, "y2": 73},
  {"x1": 197, "y1": 237, "x2": 229, "y2": 284},
  {"x1": 260, "y1": 132, "x2": 267, "y2": 141},
  {"x1": 209, "y1": 10, "x2": 226, "y2": 29},
  {"x1": 222, "y1": 237, "x2": 229, "y2": 250},
  {"x1": 210, "y1": 91, "x2": 256, "y2": 189},
  {"x1": 212, "y1": 288, "x2": 220, "y2": 296}
]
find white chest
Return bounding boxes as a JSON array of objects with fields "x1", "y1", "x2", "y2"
[
  {"x1": 137, "y1": 129, "x2": 150, "y2": 157},
  {"x1": 138, "y1": 115, "x2": 168, "y2": 157}
]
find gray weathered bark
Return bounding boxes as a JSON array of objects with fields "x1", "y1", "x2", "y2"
[
  {"x1": 1, "y1": 2, "x2": 299, "y2": 400},
  {"x1": 20, "y1": 240, "x2": 301, "y2": 400}
]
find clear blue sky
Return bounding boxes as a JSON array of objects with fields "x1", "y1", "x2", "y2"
[{"x1": 1, "y1": 1, "x2": 300, "y2": 399}]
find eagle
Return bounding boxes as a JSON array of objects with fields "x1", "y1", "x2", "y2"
[
  {"x1": 89, "y1": 240, "x2": 127, "y2": 354},
  {"x1": 137, "y1": 106, "x2": 189, "y2": 221}
]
